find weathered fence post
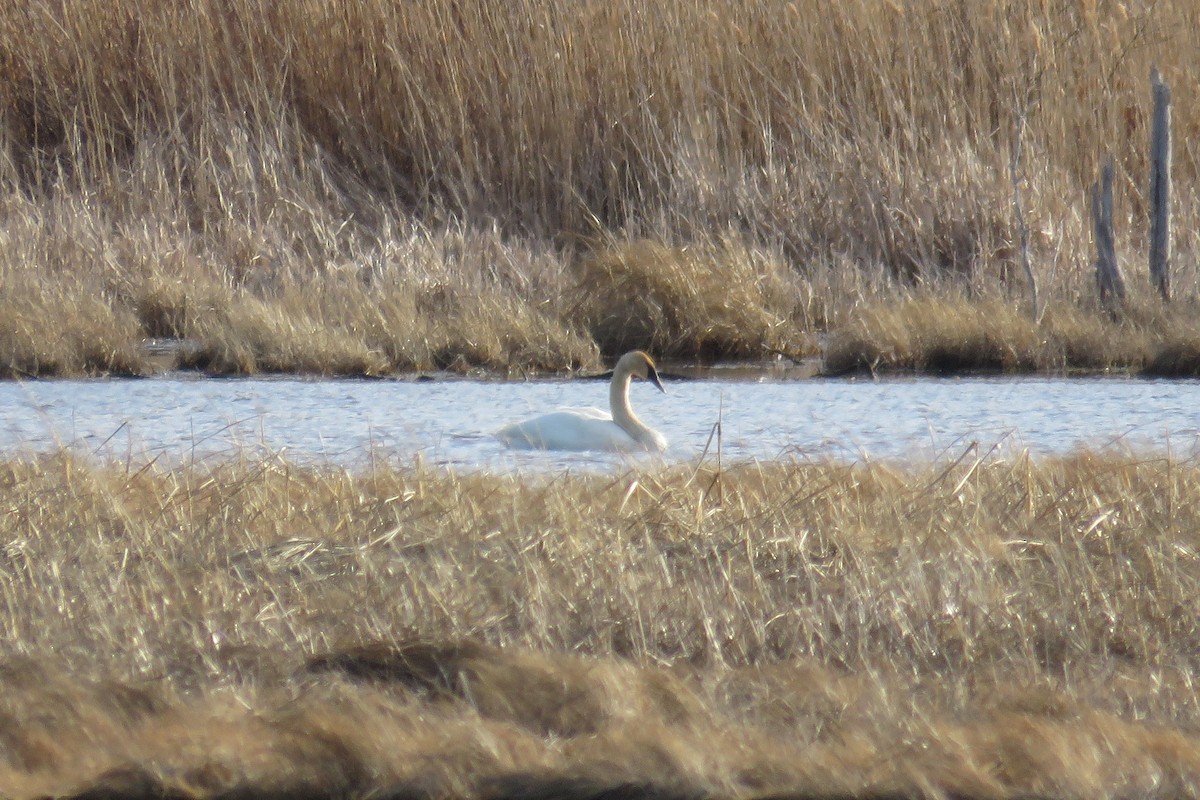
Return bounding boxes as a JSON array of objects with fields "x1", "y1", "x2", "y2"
[
  {"x1": 1149, "y1": 67, "x2": 1172, "y2": 301},
  {"x1": 1092, "y1": 158, "x2": 1125, "y2": 312}
]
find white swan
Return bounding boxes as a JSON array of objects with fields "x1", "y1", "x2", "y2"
[{"x1": 496, "y1": 351, "x2": 668, "y2": 452}]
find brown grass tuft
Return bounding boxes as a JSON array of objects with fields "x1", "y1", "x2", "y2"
[
  {"x1": 574, "y1": 239, "x2": 798, "y2": 361},
  {"x1": 0, "y1": 283, "x2": 147, "y2": 378},
  {"x1": 823, "y1": 292, "x2": 1200, "y2": 375}
]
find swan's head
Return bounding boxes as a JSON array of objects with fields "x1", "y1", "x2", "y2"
[{"x1": 618, "y1": 350, "x2": 665, "y2": 393}]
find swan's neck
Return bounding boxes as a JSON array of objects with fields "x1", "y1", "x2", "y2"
[{"x1": 610, "y1": 369, "x2": 655, "y2": 444}]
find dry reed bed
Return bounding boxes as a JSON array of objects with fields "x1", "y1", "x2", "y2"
[
  {"x1": 1, "y1": 1, "x2": 1200, "y2": 375},
  {"x1": 824, "y1": 293, "x2": 1200, "y2": 375},
  {"x1": 2, "y1": 450, "x2": 1200, "y2": 798}
]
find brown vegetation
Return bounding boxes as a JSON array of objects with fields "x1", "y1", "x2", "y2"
[
  {"x1": 0, "y1": 1, "x2": 1199, "y2": 375},
  {"x1": 2, "y1": 451, "x2": 1200, "y2": 797},
  {"x1": 823, "y1": 292, "x2": 1200, "y2": 375}
]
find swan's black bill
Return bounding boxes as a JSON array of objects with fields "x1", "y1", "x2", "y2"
[{"x1": 648, "y1": 364, "x2": 665, "y2": 393}]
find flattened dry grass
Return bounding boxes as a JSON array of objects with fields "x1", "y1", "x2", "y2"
[
  {"x1": 1, "y1": 0, "x2": 1199, "y2": 375},
  {"x1": 3, "y1": 451, "x2": 1200, "y2": 798}
]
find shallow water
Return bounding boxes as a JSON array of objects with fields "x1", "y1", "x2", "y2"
[{"x1": 2, "y1": 373, "x2": 1199, "y2": 470}]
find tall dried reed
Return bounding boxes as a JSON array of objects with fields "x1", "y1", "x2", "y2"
[{"x1": 0, "y1": 0, "x2": 1198, "y2": 373}]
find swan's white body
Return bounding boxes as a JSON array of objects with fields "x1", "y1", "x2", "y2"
[{"x1": 496, "y1": 351, "x2": 668, "y2": 452}]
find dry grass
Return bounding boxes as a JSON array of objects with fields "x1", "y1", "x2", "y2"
[
  {"x1": 574, "y1": 239, "x2": 798, "y2": 361},
  {"x1": 1, "y1": 1, "x2": 1199, "y2": 374},
  {"x1": 3, "y1": 450, "x2": 1200, "y2": 797},
  {"x1": 825, "y1": 290, "x2": 1200, "y2": 375}
]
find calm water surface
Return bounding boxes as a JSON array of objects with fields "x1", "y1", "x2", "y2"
[{"x1": 2, "y1": 374, "x2": 1199, "y2": 470}]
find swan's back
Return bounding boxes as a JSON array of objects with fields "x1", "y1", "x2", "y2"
[{"x1": 496, "y1": 408, "x2": 653, "y2": 452}]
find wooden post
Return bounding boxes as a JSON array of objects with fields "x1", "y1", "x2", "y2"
[
  {"x1": 1149, "y1": 67, "x2": 1172, "y2": 301},
  {"x1": 1092, "y1": 158, "x2": 1125, "y2": 312}
]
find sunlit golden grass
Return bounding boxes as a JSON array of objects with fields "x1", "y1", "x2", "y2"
[
  {"x1": 823, "y1": 291, "x2": 1200, "y2": 375},
  {"x1": 0, "y1": 275, "x2": 148, "y2": 378},
  {"x1": 0, "y1": 0, "x2": 1199, "y2": 375},
  {"x1": 574, "y1": 238, "x2": 799, "y2": 361},
  {"x1": 3, "y1": 450, "x2": 1200, "y2": 797}
]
